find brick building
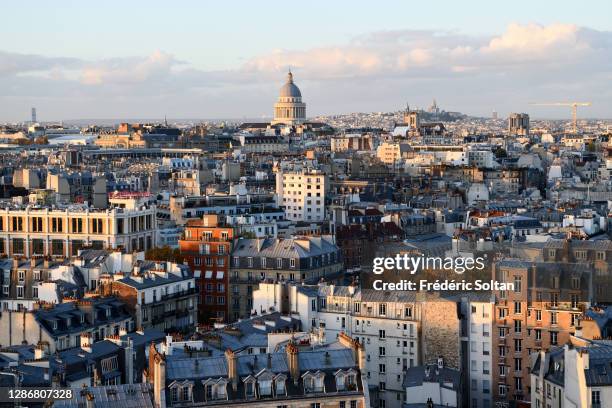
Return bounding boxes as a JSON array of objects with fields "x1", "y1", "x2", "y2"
[
  {"x1": 492, "y1": 260, "x2": 591, "y2": 405},
  {"x1": 179, "y1": 214, "x2": 234, "y2": 323}
]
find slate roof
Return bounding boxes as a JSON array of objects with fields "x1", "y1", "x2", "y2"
[
  {"x1": 403, "y1": 363, "x2": 461, "y2": 390},
  {"x1": 54, "y1": 383, "x2": 155, "y2": 408},
  {"x1": 232, "y1": 236, "x2": 338, "y2": 259}
]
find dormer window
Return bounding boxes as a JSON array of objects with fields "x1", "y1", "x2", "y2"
[
  {"x1": 245, "y1": 380, "x2": 256, "y2": 398},
  {"x1": 274, "y1": 376, "x2": 286, "y2": 395},
  {"x1": 259, "y1": 379, "x2": 272, "y2": 396},
  {"x1": 303, "y1": 371, "x2": 325, "y2": 393},
  {"x1": 335, "y1": 373, "x2": 346, "y2": 391},
  {"x1": 304, "y1": 376, "x2": 315, "y2": 392}
]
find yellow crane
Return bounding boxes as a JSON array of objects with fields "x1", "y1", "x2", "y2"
[{"x1": 530, "y1": 102, "x2": 592, "y2": 133}]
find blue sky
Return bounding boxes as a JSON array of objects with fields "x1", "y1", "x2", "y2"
[{"x1": 1, "y1": 0, "x2": 612, "y2": 121}]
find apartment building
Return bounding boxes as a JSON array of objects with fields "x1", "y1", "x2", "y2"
[
  {"x1": 331, "y1": 134, "x2": 375, "y2": 152},
  {"x1": 229, "y1": 235, "x2": 343, "y2": 321},
  {"x1": 0, "y1": 200, "x2": 157, "y2": 258},
  {"x1": 101, "y1": 261, "x2": 197, "y2": 333},
  {"x1": 376, "y1": 142, "x2": 410, "y2": 166},
  {"x1": 542, "y1": 239, "x2": 612, "y2": 304},
  {"x1": 146, "y1": 332, "x2": 370, "y2": 408},
  {"x1": 461, "y1": 294, "x2": 495, "y2": 408},
  {"x1": 0, "y1": 296, "x2": 133, "y2": 353},
  {"x1": 179, "y1": 214, "x2": 234, "y2": 323},
  {"x1": 253, "y1": 282, "x2": 467, "y2": 408},
  {"x1": 492, "y1": 260, "x2": 591, "y2": 405},
  {"x1": 275, "y1": 167, "x2": 327, "y2": 222},
  {"x1": 531, "y1": 340, "x2": 612, "y2": 408}
]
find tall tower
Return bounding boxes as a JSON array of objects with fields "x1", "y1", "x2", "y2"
[
  {"x1": 31, "y1": 107, "x2": 37, "y2": 123},
  {"x1": 272, "y1": 71, "x2": 306, "y2": 126},
  {"x1": 508, "y1": 113, "x2": 530, "y2": 136}
]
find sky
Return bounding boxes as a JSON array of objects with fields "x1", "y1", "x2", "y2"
[{"x1": 1, "y1": 0, "x2": 612, "y2": 122}]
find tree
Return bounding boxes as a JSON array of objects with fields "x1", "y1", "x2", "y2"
[
  {"x1": 494, "y1": 147, "x2": 507, "y2": 159},
  {"x1": 145, "y1": 246, "x2": 184, "y2": 264}
]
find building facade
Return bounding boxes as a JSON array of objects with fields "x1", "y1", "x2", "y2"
[
  {"x1": 0, "y1": 201, "x2": 157, "y2": 258},
  {"x1": 275, "y1": 167, "x2": 327, "y2": 222},
  {"x1": 179, "y1": 214, "x2": 233, "y2": 323},
  {"x1": 272, "y1": 71, "x2": 306, "y2": 126}
]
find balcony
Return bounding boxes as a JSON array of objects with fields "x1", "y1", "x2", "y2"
[
  {"x1": 161, "y1": 287, "x2": 197, "y2": 301},
  {"x1": 544, "y1": 302, "x2": 585, "y2": 312}
]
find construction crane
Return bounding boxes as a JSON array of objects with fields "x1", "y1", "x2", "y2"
[{"x1": 530, "y1": 102, "x2": 592, "y2": 133}]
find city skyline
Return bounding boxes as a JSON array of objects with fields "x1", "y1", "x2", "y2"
[{"x1": 1, "y1": 1, "x2": 612, "y2": 122}]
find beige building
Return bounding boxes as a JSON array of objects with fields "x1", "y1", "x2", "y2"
[
  {"x1": 275, "y1": 167, "x2": 327, "y2": 222},
  {"x1": 376, "y1": 141, "x2": 410, "y2": 166},
  {"x1": 272, "y1": 71, "x2": 306, "y2": 126},
  {"x1": 0, "y1": 200, "x2": 157, "y2": 257}
]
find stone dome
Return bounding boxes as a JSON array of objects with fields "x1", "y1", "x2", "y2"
[{"x1": 279, "y1": 71, "x2": 301, "y2": 98}]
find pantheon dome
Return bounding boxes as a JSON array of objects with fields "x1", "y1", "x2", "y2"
[{"x1": 272, "y1": 71, "x2": 306, "y2": 126}]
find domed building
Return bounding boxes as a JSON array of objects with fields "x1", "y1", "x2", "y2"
[{"x1": 272, "y1": 70, "x2": 306, "y2": 126}]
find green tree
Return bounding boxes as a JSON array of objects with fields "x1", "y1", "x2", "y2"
[{"x1": 145, "y1": 246, "x2": 184, "y2": 264}]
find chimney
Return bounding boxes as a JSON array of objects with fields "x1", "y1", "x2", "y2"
[
  {"x1": 338, "y1": 333, "x2": 365, "y2": 369},
  {"x1": 225, "y1": 349, "x2": 238, "y2": 391},
  {"x1": 267, "y1": 353, "x2": 272, "y2": 369},
  {"x1": 150, "y1": 343, "x2": 166, "y2": 408},
  {"x1": 34, "y1": 345, "x2": 46, "y2": 360},
  {"x1": 80, "y1": 333, "x2": 92, "y2": 353},
  {"x1": 165, "y1": 335, "x2": 173, "y2": 356},
  {"x1": 125, "y1": 338, "x2": 134, "y2": 384},
  {"x1": 85, "y1": 392, "x2": 95, "y2": 408},
  {"x1": 286, "y1": 342, "x2": 299, "y2": 385}
]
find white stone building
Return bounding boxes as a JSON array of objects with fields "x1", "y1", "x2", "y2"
[{"x1": 275, "y1": 167, "x2": 327, "y2": 222}]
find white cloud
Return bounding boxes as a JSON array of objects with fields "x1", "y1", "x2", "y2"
[{"x1": 0, "y1": 23, "x2": 611, "y2": 120}]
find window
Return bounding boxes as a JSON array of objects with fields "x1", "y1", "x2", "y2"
[
  {"x1": 275, "y1": 378, "x2": 285, "y2": 395},
  {"x1": 379, "y1": 329, "x2": 386, "y2": 339},
  {"x1": 514, "y1": 358, "x2": 522, "y2": 371},
  {"x1": 514, "y1": 301, "x2": 522, "y2": 314},
  {"x1": 513, "y1": 276, "x2": 521, "y2": 292},
  {"x1": 379, "y1": 303, "x2": 386, "y2": 316},
  {"x1": 290, "y1": 258, "x2": 296, "y2": 268},
  {"x1": 245, "y1": 381, "x2": 255, "y2": 397},
  {"x1": 514, "y1": 339, "x2": 522, "y2": 352},
  {"x1": 514, "y1": 320, "x2": 522, "y2": 334},
  {"x1": 592, "y1": 390, "x2": 601, "y2": 407},
  {"x1": 101, "y1": 356, "x2": 119, "y2": 373},
  {"x1": 550, "y1": 332, "x2": 558, "y2": 345},
  {"x1": 259, "y1": 379, "x2": 272, "y2": 396}
]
